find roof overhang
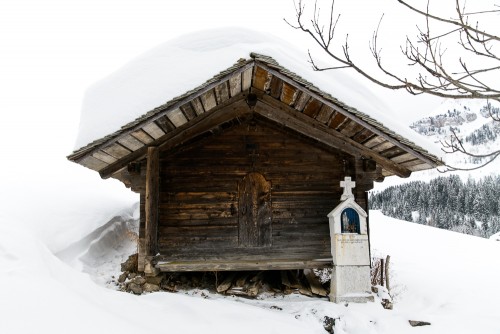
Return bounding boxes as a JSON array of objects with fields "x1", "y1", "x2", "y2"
[{"x1": 68, "y1": 54, "x2": 443, "y2": 182}]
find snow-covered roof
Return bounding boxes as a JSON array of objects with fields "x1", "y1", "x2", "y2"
[{"x1": 68, "y1": 28, "x2": 443, "y2": 179}]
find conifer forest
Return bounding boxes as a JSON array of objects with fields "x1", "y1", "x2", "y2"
[{"x1": 369, "y1": 175, "x2": 500, "y2": 238}]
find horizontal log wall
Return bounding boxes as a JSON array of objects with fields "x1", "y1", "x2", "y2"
[{"x1": 152, "y1": 120, "x2": 371, "y2": 269}]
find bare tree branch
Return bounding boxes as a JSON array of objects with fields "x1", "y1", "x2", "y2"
[{"x1": 288, "y1": 0, "x2": 500, "y2": 171}]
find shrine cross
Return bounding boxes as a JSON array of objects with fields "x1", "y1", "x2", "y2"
[{"x1": 340, "y1": 176, "x2": 356, "y2": 201}]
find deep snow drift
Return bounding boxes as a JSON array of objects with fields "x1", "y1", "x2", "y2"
[{"x1": 2, "y1": 205, "x2": 499, "y2": 334}]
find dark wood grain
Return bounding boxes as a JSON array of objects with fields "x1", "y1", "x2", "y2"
[
  {"x1": 155, "y1": 121, "x2": 348, "y2": 267},
  {"x1": 145, "y1": 146, "x2": 159, "y2": 256}
]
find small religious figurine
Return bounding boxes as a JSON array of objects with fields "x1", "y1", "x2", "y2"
[{"x1": 341, "y1": 211, "x2": 350, "y2": 232}]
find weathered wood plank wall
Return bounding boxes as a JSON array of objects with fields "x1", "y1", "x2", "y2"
[{"x1": 137, "y1": 120, "x2": 373, "y2": 269}]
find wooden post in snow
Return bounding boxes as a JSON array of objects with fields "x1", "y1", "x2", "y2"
[
  {"x1": 385, "y1": 255, "x2": 391, "y2": 292},
  {"x1": 145, "y1": 146, "x2": 159, "y2": 275},
  {"x1": 380, "y1": 258, "x2": 385, "y2": 287}
]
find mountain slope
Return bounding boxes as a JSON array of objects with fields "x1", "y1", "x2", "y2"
[{"x1": 410, "y1": 99, "x2": 500, "y2": 168}]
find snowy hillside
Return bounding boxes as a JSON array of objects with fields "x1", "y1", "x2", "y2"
[
  {"x1": 2, "y1": 205, "x2": 499, "y2": 334},
  {"x1": 372, "y1": 100, "x2": 500, "y2": 238},
  {"x1": 374, "y1": 99, "x2": 500, "y2": 192},
  {"x1": 410, "y1": 99, "x2": 500, "y2": 172}
]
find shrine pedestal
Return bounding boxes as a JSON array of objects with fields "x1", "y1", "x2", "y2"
[
  {"x1": 329, "y1": 234, "x2": 373, "y2": 303},
  {"x1": 327, "y1": 177, "x2": 373, "y2": 303},
  {"x1": 331, "y1": 266, "x2": 373, "y2": 303}
]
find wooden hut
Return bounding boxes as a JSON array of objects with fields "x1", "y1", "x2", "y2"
[{"x1": 68, "y1": 52, "x2": 442, "y2": 276}]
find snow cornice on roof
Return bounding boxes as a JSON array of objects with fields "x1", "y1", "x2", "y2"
[{"x1": 68, "y1": 58, "x2": 254, "y2": 161}]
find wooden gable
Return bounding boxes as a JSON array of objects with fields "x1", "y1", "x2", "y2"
[
  {"x1": 152, "y1": 120, "x2": 346, "y2": 271},
  {"x1": 68, "y1": 54, "x2": 443, "y2": 187},
  {"x1": 68, "y1": 53, "x2": 443, "y2": 273}
]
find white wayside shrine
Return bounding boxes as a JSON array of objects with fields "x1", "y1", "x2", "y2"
[{"x1": 327, "y1": 177, "x2": 374, "y2": 303}]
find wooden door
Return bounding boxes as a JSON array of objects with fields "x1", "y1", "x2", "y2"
[{"x1": 238, "y1": 172, "x2": 272, "y2": 247}]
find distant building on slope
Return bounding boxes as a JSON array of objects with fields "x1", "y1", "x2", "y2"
[{"x1": 67, "y1": 30, "x2": 442, "y2": 303}]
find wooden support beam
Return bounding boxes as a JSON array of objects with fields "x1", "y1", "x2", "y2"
[
  {"x1": 254, "y1": 98, "x2": 412, "y2": 178},
  {"x1": 145, "y1": 146, "x2": 159, "y2": 258},
  {"x1": 155, "y1": 259, "x2": 333, "y2": 272}
]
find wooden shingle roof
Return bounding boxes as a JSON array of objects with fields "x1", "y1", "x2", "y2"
[{"x1": 68, "y1": 53, "x2": 443, "y2": 180}]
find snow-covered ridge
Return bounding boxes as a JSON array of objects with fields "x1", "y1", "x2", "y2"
[
  {"x1": 410, "y1": 100, "x2": 498, "y2": 139},
  {"x1": 409, "y1": 99, "x2": 500, "y2": 169},
  {"x1": 410, "y1": 105, "x2": 479, "y2": 137}
]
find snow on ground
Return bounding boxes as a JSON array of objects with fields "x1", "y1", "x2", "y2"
[
  {"x1": 0, "y1": 213, "x2": 314, "y2": 334},
  {"x1": 57, "y1": 203, "x2": 140, "y2": 287},
  {"x1": 369, "y1": 211, "x2": 500, "y2": 333},
  {"x1": 0, "y1": 145, "x2": 138, "y2": 253},
  {"x1": 2, "y1": 201, "x2": 499, "y2": 334}
]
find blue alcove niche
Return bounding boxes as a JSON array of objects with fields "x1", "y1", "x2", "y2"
[{"x1": 340, "y1": 207, "x2": 360, "y2": 234}]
